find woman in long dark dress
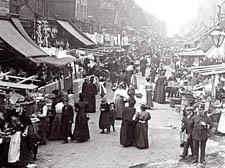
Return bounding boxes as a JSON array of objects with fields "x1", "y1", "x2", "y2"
[
  {"x1": 153, "y1": 72, "x2": 167, "y2": 104},
  {"x1": 85, "y1": 76, "x2": 97, "y2": 113},
  {"x1": 99, "y1": 98, "x2": 110, "y2": 134},
  {"x1": 49, "y1": 98, "x2": 64, "y2": 140},
  {"x1": 134, "y1": 104, "x2": 151, "y2": 149},
  {"x1": 72, "y1": 94, "x2": 90, "y2": 142},
  {"x1": 120, "y1": 99, "x2": 136, "y2": 147}
]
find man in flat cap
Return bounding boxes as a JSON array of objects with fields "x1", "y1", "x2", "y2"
[{"x1": 180, "y1": 106, "x2": 195, "y2": 158}]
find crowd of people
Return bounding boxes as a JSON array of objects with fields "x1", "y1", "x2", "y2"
[{"x1": 1, "y1": 48, "x2": 225, "y2": 168}]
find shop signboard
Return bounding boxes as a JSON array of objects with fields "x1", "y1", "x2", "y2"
[
  {"x1": 0, "y1": 0, "x2": 9, "y2": 15},
  {"x1": 100, "y1": 0, "x2": 115, "y2": 10},
  {"x1": 99, "y1": 0, "x2": 116, "y2": 24}
]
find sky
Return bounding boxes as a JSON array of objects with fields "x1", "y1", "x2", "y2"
[{"x1": 134, "y1": 0, "x2": 201, "y2": 36}]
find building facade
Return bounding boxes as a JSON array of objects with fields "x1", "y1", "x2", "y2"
[
  {"x1": 47, "y1": 0, "x2": 76, "y2": 20},
  {"x1": 75, "y1": 0, "x2": 87, "y2": 21}
]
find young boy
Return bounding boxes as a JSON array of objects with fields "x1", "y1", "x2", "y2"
[{"x1": 108, "y1": 103, "x2": 116, "y2": 132}]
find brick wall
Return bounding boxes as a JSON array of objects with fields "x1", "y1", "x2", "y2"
[
  {"x1": 48, "y1": 0, "x2": 75, "y2": 20},
  {"x1": 87, "y1": 0, "x2": 100, "y2": 24}
]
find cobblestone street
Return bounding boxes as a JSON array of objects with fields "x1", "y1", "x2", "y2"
[
  {"x1": 1, "y1": 1, "x2": 225, "y2": 168},
  {"x1": 35, "y1": 73, "x2": 225, "y2": 168}
]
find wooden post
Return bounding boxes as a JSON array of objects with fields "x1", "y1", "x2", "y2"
[
  {"x1": 212, "y1": 74, "x2": 216, "y2": 101},
  {"x1": 57, "y1": 69, "x2": 61, "y2": 91},
  {"x1": 74, "y1": 62, "x2": 77, "y2": 79}
]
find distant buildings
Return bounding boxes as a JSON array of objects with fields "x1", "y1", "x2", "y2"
[{"x1": 6, "y1": 0, "x2": 167, "y2": 36}]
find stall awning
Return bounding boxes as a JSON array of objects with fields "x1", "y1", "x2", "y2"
[
  {"x1": 0, "y1": 19, "x2": 48, "y2": 57},
  {"x1": 57, "y1": 20, "x2": 95, "y2": 46},
  {"x1": 30, "y1": 56, "x2": 77, "y2": 66},
  {"x1": 0, "y1": 81, "x2": 38, "y2": 90},
  {"x1": 11, "y1": 17, "x2": 45, "y2": 51},
  {"x1": 188, "y1": 64, "x2": 225, "y2": 76},
  {"x1": 179, "y1": 49, "x2": 205, "y2": 57},
  {"x1": 188, "y1": 26, "x2": 215, "y2": 44}
]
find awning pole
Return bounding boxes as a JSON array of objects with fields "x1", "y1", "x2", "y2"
[
  {"x1": 74, "y1": 62, "x2": 77, "y2": 79},
  {"x1": 57, "y1": 69, "x2": 61, "y2": 91}
]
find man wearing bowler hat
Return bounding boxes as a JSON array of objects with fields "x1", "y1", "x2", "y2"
[{"x1": 190, "y1": 105, "x2": 213, "y2": 164}]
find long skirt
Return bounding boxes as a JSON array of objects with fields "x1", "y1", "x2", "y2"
[
  {"x1": 153, "y1": 85, "x2": 166, "y2": 104},
  {"x1": 217, "y1": 112, "x2": 225, "y2": 134},
  {"x1": 115, "y1": 95, "x2": 125, "y2": 119},
  {"x1": 134, "y1": 122, "x2": 149, "y2": 149},
  {"x1": 146, "y1": 90, "x2": 154, "y2": 108},
  {"x1": 120, "y1": 120, "x2": 136, "y2": 146},
  {"x1": 49, "y1": 114, "x2": 63, "y2": 140},
  {"x1": 99, "y1": 112, "x2": 110, "y2": 129},
  {"x1": 72, "y1": 113, "x2": 90, "y2": 142},
  {"x1": 86, "y1": 95, "x2": 96, "y2": 113}
]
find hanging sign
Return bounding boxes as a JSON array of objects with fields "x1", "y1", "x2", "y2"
[{"x1": 0, "y1": 0, "x2": 9, "y2": 15}]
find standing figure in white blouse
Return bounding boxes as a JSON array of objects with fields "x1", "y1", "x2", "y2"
[
  {"x1": 113, "y1": 83, "x2": 128, "y2": 119},
  {"x1": 215, "y1": 98, "x2": 225, "y2": 134}
]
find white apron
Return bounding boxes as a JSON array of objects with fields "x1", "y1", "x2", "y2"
[
  {"x1": 218, "y1": 107, "x2": 225, "y2": 134},
  {"x1": 8, "y1": 131, "x2": 21, "y2": 163}
]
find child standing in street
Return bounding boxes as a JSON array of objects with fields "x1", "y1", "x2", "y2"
[
  {"x1": 99, "y1": 98, "x2": 110, "y2": 134},
  {"x1": 109, "y1": 103, "x2": 116, "y2": 132}
]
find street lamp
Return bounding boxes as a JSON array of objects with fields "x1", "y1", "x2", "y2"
[
  {"x1": 210, "y1": 27, "x2": 225, "y2": 48},
  {"x1": 210, "y1": 5, "x2": 225, "y2": 48}
]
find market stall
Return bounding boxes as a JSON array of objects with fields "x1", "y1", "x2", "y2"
[
  {"x1": 169, "y1": 64, "x2": 225, "y2": 136},
  {"x1": 178, "y1": 49, "x2": 205, "y2": 67}
]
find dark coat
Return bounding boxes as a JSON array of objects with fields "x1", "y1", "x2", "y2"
[
  {"x1": 85, "y1": 83, "x2": 97, "y2": 113},
  {"x1": 181, "y1": 114, "x2": 195, "y2": 135},
  {"x1": 120, "y1": 107, "x2": 136, "y2": 146},
  {"x1": 62, "y1": 104, "x2": 74, "y2": 124},
  {"x1": 99, "y1": 103, "x2": 110, "y2": 129},
  {"x1": 190, "y1": 114, "x2": 213, "y2": 141},
  {"x1": 153, "y1": 76, "x2": 167, "y2": 104},
  {"x1": 72, "y1": 101, "x2": 90, "y2": 142},
  {"x1": 82, "y1": 81, "x2": 88, "y2": 98},
  {"x1": 140, "y1": 58, "x2": 148, "y2": 69}
]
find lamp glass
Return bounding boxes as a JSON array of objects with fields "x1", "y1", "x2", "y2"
[{"x1": 211, "y1": 30, "x2": 225, "y2": 48}]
